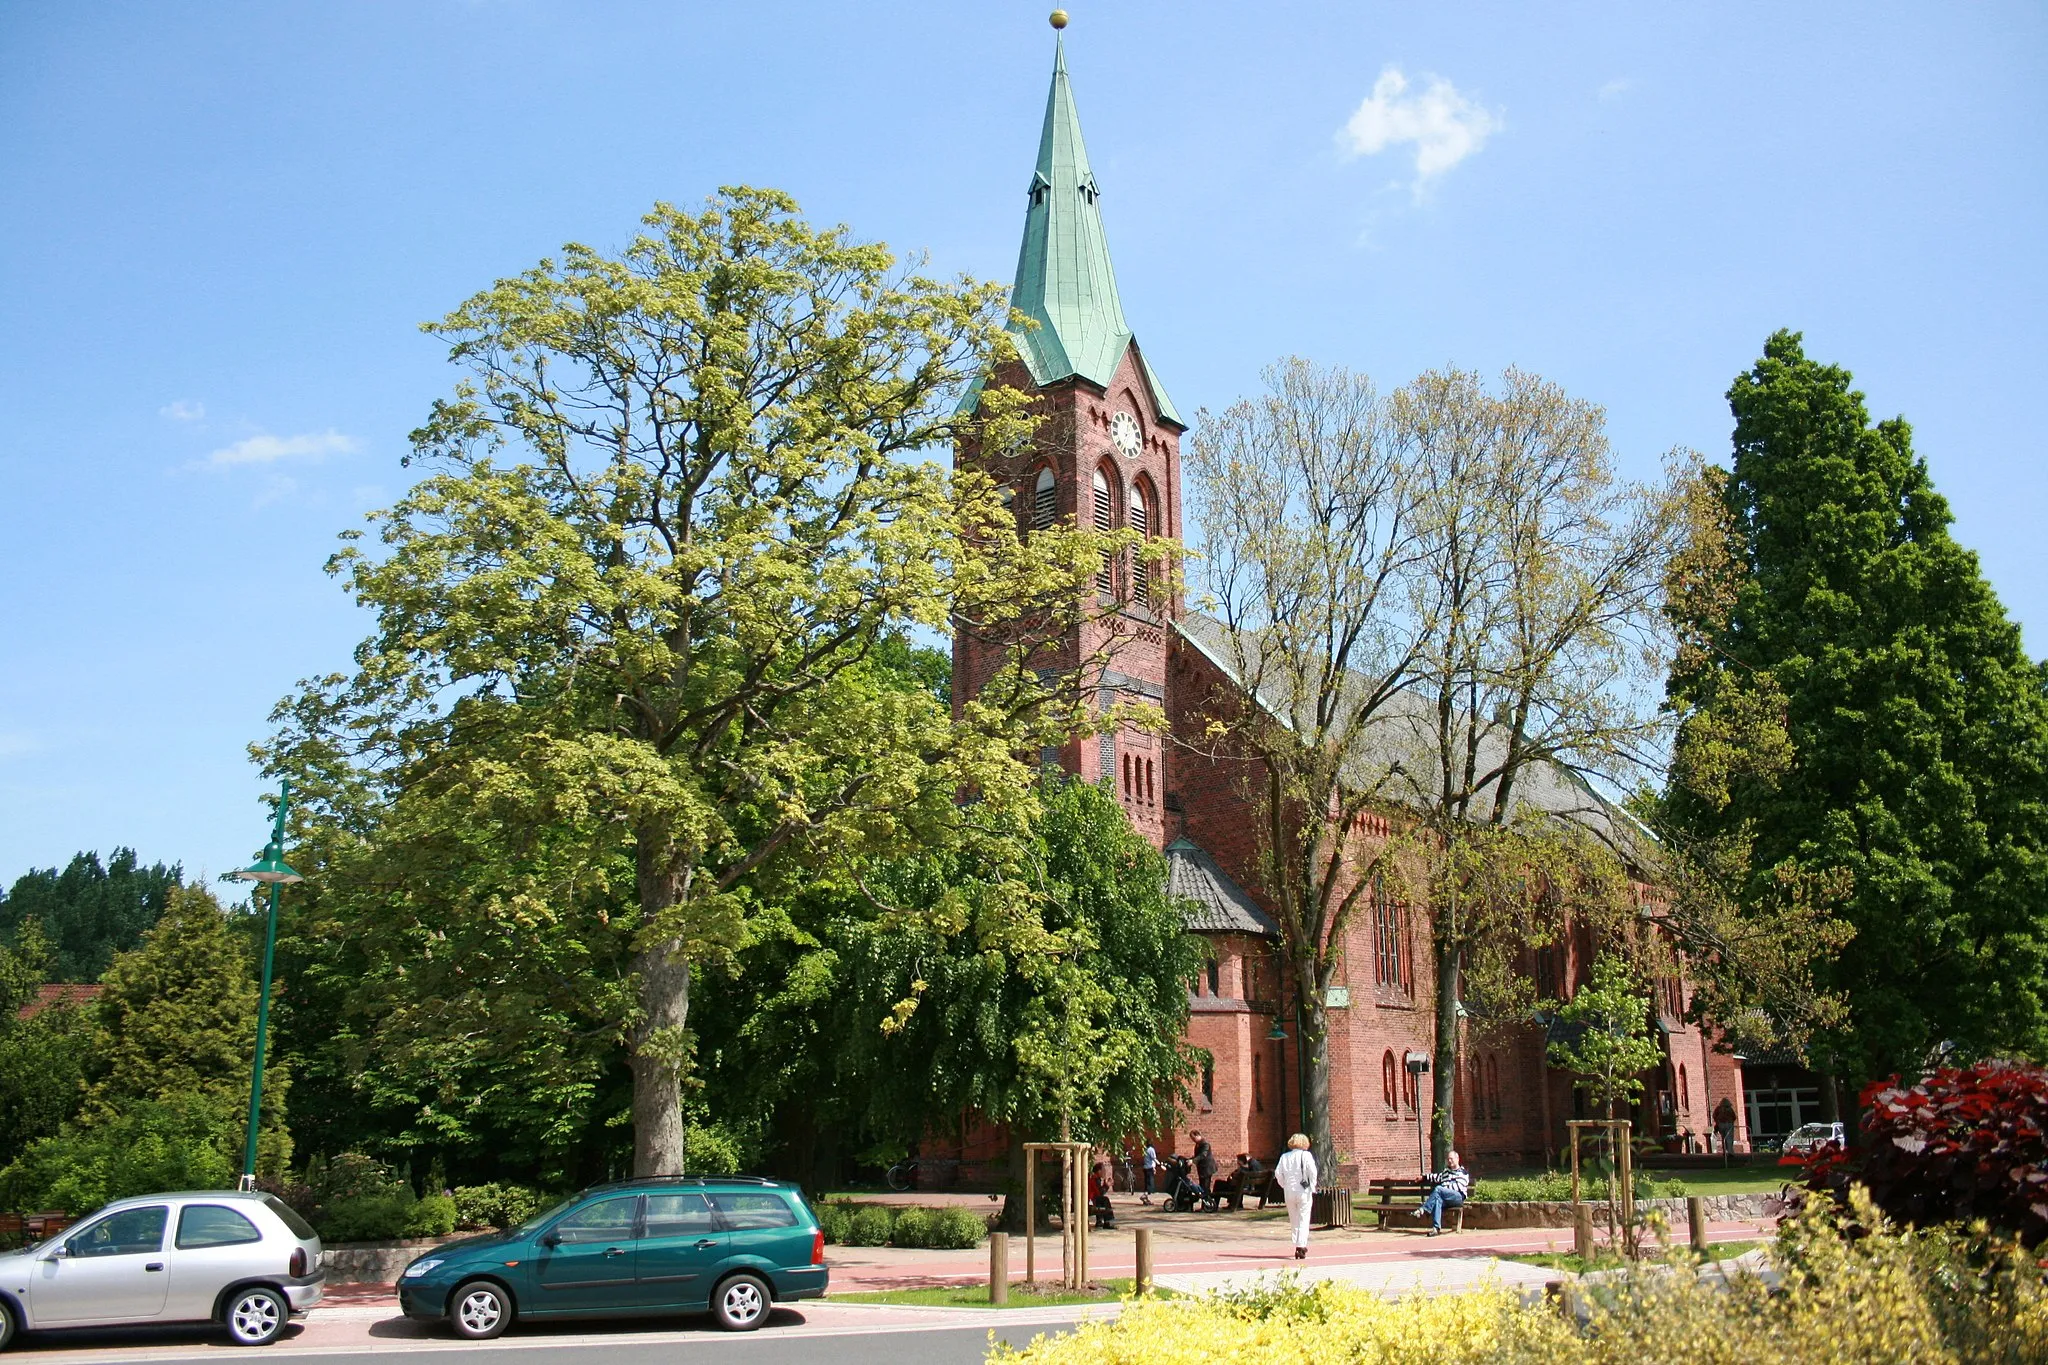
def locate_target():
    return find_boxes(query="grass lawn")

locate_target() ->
[829,1278,1168,1308]
[1504,1239,1763,1276]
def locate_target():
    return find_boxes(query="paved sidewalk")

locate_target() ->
[320,1208,1769,1306]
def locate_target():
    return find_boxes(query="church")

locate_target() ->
[934,25,1767,1188]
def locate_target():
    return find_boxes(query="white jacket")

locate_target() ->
[1275,1148,1318,1194]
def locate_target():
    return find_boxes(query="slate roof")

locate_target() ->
[963,38,1181,426]
[1172,612,1656,869]
[1166,837,1280,938]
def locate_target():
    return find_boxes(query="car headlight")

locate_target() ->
[401,1259,445,1279]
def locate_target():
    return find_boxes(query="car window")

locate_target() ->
[642,1193,718,1238]
[262,1195,318,1241]
[69,1206,168,1258]
[177,1204,263,1249]
[707,1192,797,1230]
[553,1196,640,1243]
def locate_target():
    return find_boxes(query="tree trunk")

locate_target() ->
[1431,937,1460,1170]
[1297,965,1335,1180]
[630,937,690,1176]
[996,1130,1031,1233]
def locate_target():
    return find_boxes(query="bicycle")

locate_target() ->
[886,1157,920,1192]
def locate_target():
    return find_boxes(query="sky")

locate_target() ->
[1,1,2043,888]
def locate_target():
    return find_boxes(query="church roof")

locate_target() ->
[1172,612,1657,869]
[1166,837,1280,938]
[990,38,1182,427]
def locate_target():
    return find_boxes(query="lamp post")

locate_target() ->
[228,779,303,1191]
[1266,1017,1289,1151]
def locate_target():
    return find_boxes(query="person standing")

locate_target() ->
[1140,1141,1157,1205]
[1420,1151,1470,1236]
[1713,1097,1738,1155]
[1192,1131,1218,1209]
[1274,1133,1318,1259]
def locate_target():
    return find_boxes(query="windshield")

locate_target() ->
[511,1195,580,1238]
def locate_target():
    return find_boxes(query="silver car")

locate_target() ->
[0,1191,323,1349]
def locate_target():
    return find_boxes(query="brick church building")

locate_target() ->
[937,32,1763,1187]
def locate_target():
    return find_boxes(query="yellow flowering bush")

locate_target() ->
[990,1190,2048,1365]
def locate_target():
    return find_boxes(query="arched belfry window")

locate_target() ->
[1130,481,1151,605]
[1031,467,1057,532]
[1092,467,1115,592]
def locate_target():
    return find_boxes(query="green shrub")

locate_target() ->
[927,1205,987,1250]
[683,1125,746,1176]
[1470,1170,1685,1203]
[0,1095,238,1214]
[452,1183,542,1230]
[845,1205,893,1247]
[404,1193,458,1237]
[320,1190,418,1243]
[890,1206,934,1247]
[817,1202,854,1244]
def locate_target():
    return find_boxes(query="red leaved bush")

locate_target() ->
[1800,1060,2048,1245]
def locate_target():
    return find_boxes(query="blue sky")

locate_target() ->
[1,1,2043,887]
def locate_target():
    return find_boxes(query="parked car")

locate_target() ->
[396,1176,826,1338]
[0,1190,323,1351]
[1781,1121,1846,1154]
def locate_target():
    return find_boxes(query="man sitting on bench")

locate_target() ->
[1420,1151,1470,1236]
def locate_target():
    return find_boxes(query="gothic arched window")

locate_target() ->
[1382,1050,1398,1114]
[1031,467,1057,531]
[1130,479,1152,605]
[1092,466,1115,592]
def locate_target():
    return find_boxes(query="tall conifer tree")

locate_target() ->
[1667,331,2048,1080]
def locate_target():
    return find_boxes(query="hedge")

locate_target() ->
[816,1202,986,1249]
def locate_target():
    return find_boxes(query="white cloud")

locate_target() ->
[1337,66,1502,193]
[197,429,357,470]
[1598,77,1636,101]
[159,399,206,421]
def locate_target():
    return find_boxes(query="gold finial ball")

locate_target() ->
[1049,9,1068,29]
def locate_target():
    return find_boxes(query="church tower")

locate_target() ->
[954,23,1184,849]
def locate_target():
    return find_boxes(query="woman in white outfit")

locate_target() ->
[1274,1132,1318,1260]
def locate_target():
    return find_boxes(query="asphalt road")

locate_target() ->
[7,1311,1089,1365]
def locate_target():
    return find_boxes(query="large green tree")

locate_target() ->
[264,188,1123,1175]
[687,775,1205,1209]
[1666,330,2048,1081]
[0,849,181,982]
[0,920,93,1169]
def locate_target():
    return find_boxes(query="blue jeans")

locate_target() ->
[1422,1186,1465,1230]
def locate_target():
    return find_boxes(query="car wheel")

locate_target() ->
[224,1287,288,1346]
[0,1297,18,1353]
[449,1281,513,1341]
[711,1272,771,1331]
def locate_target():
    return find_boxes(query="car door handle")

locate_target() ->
[695,1239,718,1249]
[145,1263,164,1272]
[603,1247,627,1257]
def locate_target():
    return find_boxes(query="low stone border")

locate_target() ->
[321,1235,467,1282]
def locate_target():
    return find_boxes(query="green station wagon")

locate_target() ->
[396,1177,826,1337]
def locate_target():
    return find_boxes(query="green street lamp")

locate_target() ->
[228,779,303,1191]
[1267,1017,1289,1153]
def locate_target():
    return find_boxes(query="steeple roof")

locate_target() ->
[1000,38,1181,426]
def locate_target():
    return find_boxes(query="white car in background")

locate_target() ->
[0,1190,323,1350]
[1780,1121,1847,1155]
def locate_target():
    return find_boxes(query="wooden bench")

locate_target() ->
[1363,1177,1465,1232]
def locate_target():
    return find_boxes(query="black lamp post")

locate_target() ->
[1267,1016,1289,1153]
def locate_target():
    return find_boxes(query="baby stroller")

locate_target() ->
[1163,1154,1218,1213]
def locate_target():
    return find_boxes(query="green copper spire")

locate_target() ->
[1002,36,1181,425]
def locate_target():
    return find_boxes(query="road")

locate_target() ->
[4,1305,1101,1365]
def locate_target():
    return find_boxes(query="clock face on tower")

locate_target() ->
[1110,410,1141,460]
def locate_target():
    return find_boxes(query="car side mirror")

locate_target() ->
[45,1244,69,1261]
[540,1232,561,1248]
